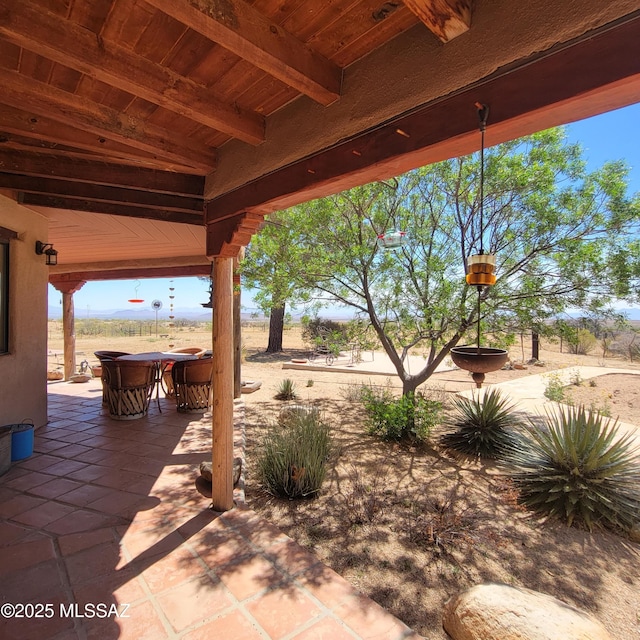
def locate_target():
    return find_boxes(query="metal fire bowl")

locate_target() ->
[450,346,509,374]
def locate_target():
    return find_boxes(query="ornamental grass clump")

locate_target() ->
[508,405,640,532]
[440,388,523,459]
[257,412,332,499]
[275,378,298,400]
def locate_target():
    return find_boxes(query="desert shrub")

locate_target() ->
[257,412,332,498]
[570,328,597,355]
[361,387,442,442]
[507,405,640,532]
[302,317,348,346]
[543,371,566,402]
[440,388,523,459]
[274,378,298,400]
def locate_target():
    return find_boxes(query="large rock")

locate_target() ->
[443,583,612,640]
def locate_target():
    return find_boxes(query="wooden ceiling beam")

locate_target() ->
[0,67,216,172]
[0,174,203,212]
[402,0,471,42]
[0,0,265,145]
[206,15,640,222]
[50,264,212,284]
[0,104,170,165]
[145,0,341,106]
[0,149,204,196]
[20,193,204,225]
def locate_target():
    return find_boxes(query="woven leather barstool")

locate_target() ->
[171,357,213,413]
[102,360,156,420]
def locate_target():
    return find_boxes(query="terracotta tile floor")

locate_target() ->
[1,379,422,640]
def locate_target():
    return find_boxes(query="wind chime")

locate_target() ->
[127,279,144,304]
[450,103,508,388]
[167,281,176,348]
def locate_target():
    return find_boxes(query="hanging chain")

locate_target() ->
[475,103,489,255]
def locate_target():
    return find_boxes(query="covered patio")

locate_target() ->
[1,380,420,639]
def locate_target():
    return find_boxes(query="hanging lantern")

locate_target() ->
[377,230,407,249]
[450,103,508,388]
[128,280,144,303]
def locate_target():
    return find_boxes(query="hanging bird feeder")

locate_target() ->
[377,229,407,250]
[128,280,144,303]
[450,103,508,387]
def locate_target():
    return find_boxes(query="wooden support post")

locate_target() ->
[233,249,243,399]
[50,278,85,381]
[62,292,76,380]
[211,257,235,512]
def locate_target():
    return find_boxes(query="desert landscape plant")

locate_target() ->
[508,405,640,532]
[257,411,332,498]
[275,378,299,400]
[440,388,523,459]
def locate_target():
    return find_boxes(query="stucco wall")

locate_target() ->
[205,0,640,199]
[0,195,48,428]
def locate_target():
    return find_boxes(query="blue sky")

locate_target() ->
[49,102,640,315]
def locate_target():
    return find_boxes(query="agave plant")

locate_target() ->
[440,388,522,459]
[508,405,640,532]
[257,412,332,498]
[275,378,298,400]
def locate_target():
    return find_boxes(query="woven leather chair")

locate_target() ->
[94,350,132,404]
[171,357,213,413]
[162,347,206,397]
[102,360,156,420]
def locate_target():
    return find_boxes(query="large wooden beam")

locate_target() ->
[0,67,216,172]
[19,193,204,225]
[402,0,471,42]
[211,256,235,512]
[0,104,170,165]
[206,15,640,221]
[49,264,211,285]
[0,150,205,195]
[145,0,341,106]
[0,174,203,213]
[0,0,265,145]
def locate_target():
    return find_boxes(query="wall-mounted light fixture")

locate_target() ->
[35,241,58,266]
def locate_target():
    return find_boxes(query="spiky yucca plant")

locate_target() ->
[440,388,522,459]
[275,378,298,400]
[258,412,331,498]
[509,405,640,532]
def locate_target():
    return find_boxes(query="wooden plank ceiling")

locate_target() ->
[0,0,638,275]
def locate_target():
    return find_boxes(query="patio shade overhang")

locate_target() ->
[0,0,638,274]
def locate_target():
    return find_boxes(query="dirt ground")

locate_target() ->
[49,323,640,639]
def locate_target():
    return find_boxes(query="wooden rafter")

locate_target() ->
[0,0,265,145]
[0,67,216,172]
[144,0,342,106]
[0,174,203,213]
[403,0,471,42]
[20,193,204,225]
[0,149,204,195]
[205,211,264,257]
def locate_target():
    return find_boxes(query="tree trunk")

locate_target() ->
[266,304,285,352]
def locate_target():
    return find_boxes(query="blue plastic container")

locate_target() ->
[10,421,34,461]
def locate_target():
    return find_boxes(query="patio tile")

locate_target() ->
[334,594,416,640]
[1,558,65,601]
[72,570,147,610]
[64,540,126,584]
[58,527,117,556]
[34,438,75,453]
[66,465,114,483]
[4,470,57,492]
[181,610,264,640]
[46,509,121,535]
[15,453,65,472]
[155,575,233,632]
[84,600,169,640]
[0,536,56,574]
[12,500,77,528]
[246,583,322,639]
[59,483,114,507]
[0,494,48,518]
[51,443,95,459]
[87,490,150,516]
[290,616,358,640]
[191,526,256,568]
[296,564,359,611]
[136,546,205,594]
[214,553,285,601]
[28,477,84,499]
[264,538,322,577]
[0,520,33,546]
[41,459,90,477]
[0,593,76,640]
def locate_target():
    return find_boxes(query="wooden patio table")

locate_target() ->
[116,351,198,410]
